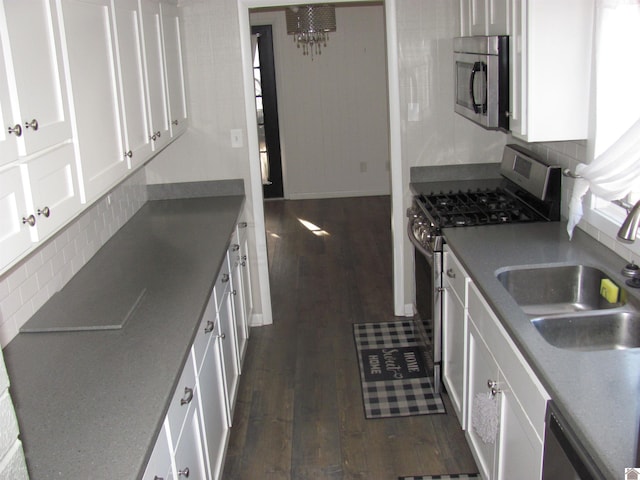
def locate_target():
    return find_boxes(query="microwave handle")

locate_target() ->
[469,61,487,114]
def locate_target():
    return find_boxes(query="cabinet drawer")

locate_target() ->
[444,248,469,304]
[166,350,197,448]
[468,283,549,440]
[141,420,172,480]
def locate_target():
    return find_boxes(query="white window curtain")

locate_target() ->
[566,0,640,238]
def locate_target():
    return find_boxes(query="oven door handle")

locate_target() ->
[407,221,435,262]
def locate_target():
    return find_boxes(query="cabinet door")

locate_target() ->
[486,0,509,35]
[2,0,72,155]
[443,286,467,429]
[508,0,525,136]
[140,0,170,151]
[469,0,487,35]
[237,220,253,325]
[198,332,230,480]
[229,245,248,364]
[496,387,544,480]
[466,321,499,480]
[160,2,187,138]
[217,288,239,426]
[59,0,128,202]
[113,0,153,168]
[0,167,33,267]
[141,420,172,480]
[20,142,81,240]
[171,400,207,480]
[0,15,19,166]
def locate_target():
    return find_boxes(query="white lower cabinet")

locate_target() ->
[143,245,250,480]
[0,167,32,267]
[442,247,469,429]
[229,234,249,364]
[171,400,207,480]
[142,421,172,480]
[465,282,549,480]
[198,331,230,480]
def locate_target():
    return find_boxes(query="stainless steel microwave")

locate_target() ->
[454,35,509,131]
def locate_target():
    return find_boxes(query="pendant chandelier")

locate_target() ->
[285,5,336,58]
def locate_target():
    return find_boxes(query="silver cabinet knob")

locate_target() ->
[24,119,38,131]
[232,244,240,252]
[232,289,237,296]
[204,320,214,334]
[37,206,50,218]
[238,221,248,228]
[487,379,501,396]
[22,215,36,227]
[178,467,190,477]
[446,268,456,278]
[218,333,226,339]
[155,130,161,138]
[124,150,133,158]
[222,273,229,283]
[180,387,194,406]
[153,476,164,480]
[172,119,178,126]
[149,134,157,141]
[7,124,22,137]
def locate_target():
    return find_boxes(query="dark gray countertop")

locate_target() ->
[3,191,245,479]
[443,222,640,479]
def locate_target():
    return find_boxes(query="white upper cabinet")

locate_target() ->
[140,0,170,151]
[0,167,32,267]
[509,0,593,142]
[460,0,509,36]
[0,19,19,166]
[2,0,72,155]
[58,0,128,202]
[113,0,153,169]
[160,2,187,138]
[20,142,82,241]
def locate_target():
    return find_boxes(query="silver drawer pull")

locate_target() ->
[222,273,229,283]
[446,268,456,278]
[232,244,240,252]
[218,333,226,340]
[37,206,50,218]
[238,221,247,228]
[7,124,22,136]
[172,119,179,126]
[24,118,38,131]
[124,150,133,158]
[22,214,36,227]
[180,387,194,406]
[204,320,214,334]
[178,467,190,477]
[153,476,164,480]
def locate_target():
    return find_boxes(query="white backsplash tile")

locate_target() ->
[0,169,147,348]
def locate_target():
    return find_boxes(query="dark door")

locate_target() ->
[252,25,284,199]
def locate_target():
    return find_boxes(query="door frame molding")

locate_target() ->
[236,0,406,325]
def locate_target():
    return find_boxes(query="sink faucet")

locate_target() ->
[617,200,640,242]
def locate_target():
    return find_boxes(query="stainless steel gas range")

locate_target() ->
[407,144,562,393]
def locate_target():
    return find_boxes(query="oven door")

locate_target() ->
[408,223,442,392]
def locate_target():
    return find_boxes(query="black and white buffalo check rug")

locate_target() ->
[353,320,445,419]
[399,475,480,480]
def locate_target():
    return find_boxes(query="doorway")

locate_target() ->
[251,25,284,199]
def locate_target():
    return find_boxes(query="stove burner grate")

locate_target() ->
[421,188,545,227]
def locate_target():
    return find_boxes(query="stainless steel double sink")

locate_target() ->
[496,264,640,351]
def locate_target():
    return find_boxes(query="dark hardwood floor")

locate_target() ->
[222,196,477,479]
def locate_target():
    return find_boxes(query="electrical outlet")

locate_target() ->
[231,129,243,148]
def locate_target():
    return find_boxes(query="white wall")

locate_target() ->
[251,4,390,199]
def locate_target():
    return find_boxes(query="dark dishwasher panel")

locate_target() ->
[542,403,606,480]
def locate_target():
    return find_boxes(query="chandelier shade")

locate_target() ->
[285,5,336,57]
